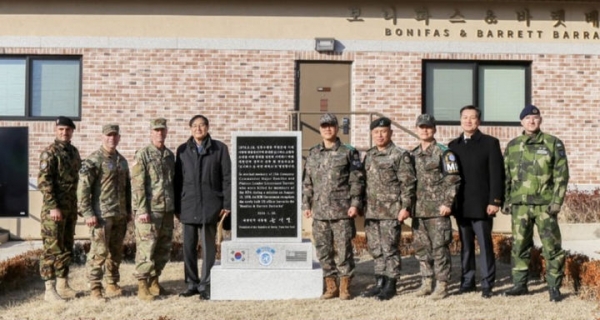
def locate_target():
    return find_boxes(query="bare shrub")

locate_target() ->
[561,188,600,223]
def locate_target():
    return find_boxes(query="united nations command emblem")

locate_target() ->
[256,247,276,266]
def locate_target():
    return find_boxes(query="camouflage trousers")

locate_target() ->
[412,217,452,281]
[134,212,174,279]
[86,215,127,286]
[511,205,565,288]
[39,209,77,280]
[365,219,402,278]
[313,219,355,278]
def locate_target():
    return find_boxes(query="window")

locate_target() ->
[0,56,81,119]
[423,60,531,124]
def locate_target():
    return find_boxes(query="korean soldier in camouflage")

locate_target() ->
[412,114,460,300]
[132,118,176,301]
[38,116,81,302]
[361,117,416,301]
[78,124,132,300]
[502,105,569,302]
[302,113,365,300]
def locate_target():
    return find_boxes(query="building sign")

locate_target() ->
[346,5,600,41]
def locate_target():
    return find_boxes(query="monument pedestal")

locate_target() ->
[212,239,322,300]
[212,261,322,300]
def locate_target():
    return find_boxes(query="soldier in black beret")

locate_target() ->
[55,116,76,129]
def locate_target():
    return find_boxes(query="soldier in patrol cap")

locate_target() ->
[302,113,365,300]
[132,118,176,301]
[78,124,132,300]
[503,105,569,302]
[38,116,81,302]
[411,114,460,300]
[361,117,416,300]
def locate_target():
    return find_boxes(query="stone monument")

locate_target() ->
[211,131,322,300]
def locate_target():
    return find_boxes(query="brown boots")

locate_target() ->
[56,277,79,299]
[105,283,123,298]
[321,276,352,300]
[321,276,339,299]
[90,283,104,300]
[44,280,65,302]
[138,279,155,301]
[148,276,168,296]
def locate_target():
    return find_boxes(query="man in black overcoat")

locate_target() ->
[448,105,504,298]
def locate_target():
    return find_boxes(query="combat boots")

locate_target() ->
[376,277,397,301]
[361,275,386,298]
[90,283,104,300]
[339,277,352,300]
[105,283,123,298]
[56,277,78,299]
[430,281,448,300]
[138,279,155,301]
[44,280,65,302]
[148,276,168,296]
[321,276,339,299]
[415,277,433,297]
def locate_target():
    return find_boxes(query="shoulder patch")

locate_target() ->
[436,143,449,152]
[40,151,50,160]
[403,153,412,164]
[40,161,48,171]
[349,149,363,170]
[344,143,356,151]
[442,150,459,175]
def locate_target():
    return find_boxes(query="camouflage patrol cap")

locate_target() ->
[102,124,120,135]
[55,116,76,129]
[370,117,392,130]
[519,104,541,120]
[416,114,436,127]
[320,113,338,126]
[150,118,167,129]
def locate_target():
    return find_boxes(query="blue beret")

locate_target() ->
[520,105,541,120]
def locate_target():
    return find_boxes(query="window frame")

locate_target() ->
[421,59,532,126]
[0,55,83,121]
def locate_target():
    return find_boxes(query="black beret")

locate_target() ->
[370,117,392,130]
[55,116,76,129]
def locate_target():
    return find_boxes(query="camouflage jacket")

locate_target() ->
[77,147,132,219]
[37,140,81,213]
[412,141,461,218]
[302,138,365,220]
[364,142,416,220]
[504,131,569,206]
[131,144,176,216]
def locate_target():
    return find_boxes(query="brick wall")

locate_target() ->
[1,48,598,187]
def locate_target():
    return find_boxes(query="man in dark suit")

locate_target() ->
[449,105,504,299]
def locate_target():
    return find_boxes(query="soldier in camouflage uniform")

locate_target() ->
[38,116,81,302]
[302,113,365,300]
[132,118,176,301]
[361,117,416,301]
[502,105,569,302]
[78,124,132,300]
[411,114,460,300]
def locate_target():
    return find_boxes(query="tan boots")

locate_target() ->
[56,277,79,299]
[148,276,168,296]
[430,281,448,300]
[105,283,123,298]
[321,276,352,300]
[138,279,155,301]
[415,277,433,297]
[44,280,65,302]
[321,276,339,299]
[90,283,104,300]
[339,277,352,300]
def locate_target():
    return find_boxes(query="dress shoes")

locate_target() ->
[457,286,476,295]
[481,287,492,299]
[549,287,562,302]
[199,288,211,300]
[503,285,528,297]
[179,288,200,297]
